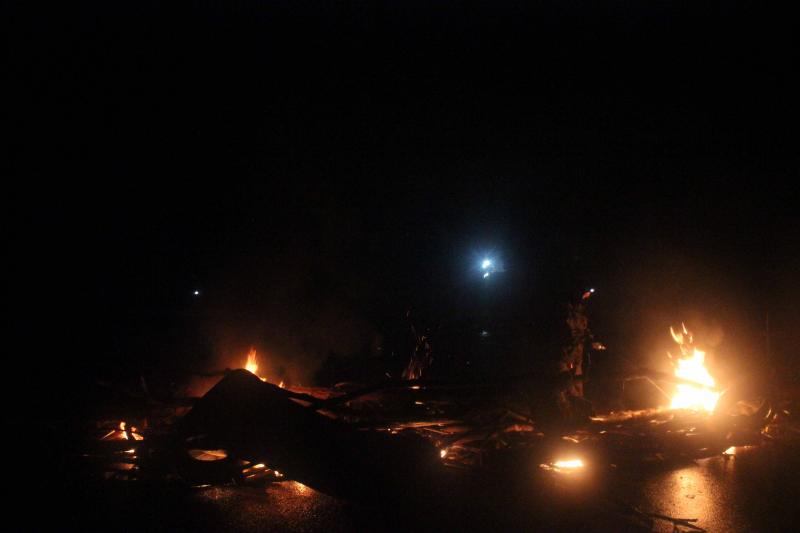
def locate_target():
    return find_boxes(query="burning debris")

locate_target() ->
[540,458,585,473]
[73,322,800,532]
[179,370,446,500]
[100,421,144,442]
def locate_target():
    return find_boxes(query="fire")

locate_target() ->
[245,348,259,375]
[540,458,586,473]
[101,421,143,441]
[553,459,584,469]
[243,348,284,385]
[669,325,720,413]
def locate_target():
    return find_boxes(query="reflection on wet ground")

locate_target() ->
[608,443,800,531]
[30,418,799,532]
[176,441,799,532]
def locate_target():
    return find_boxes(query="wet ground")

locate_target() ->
[35,438,799,532]
[611,443,800,531]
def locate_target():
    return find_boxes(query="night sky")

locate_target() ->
[8,2,798,409]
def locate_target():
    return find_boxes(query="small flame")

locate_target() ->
[669,326,720,413]
[440,448,448,459]
[105,421,143,442]
[541,458,586,473]
[243,348,282,385]
[553,459,584,469]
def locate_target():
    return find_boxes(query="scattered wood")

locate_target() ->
[179,369,447,501]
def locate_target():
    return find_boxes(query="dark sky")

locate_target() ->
[8,2,799,401]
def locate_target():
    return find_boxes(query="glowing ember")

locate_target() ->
[188,449,229,461]
[541,458,586,473]
[723,445,754,456]
[292,481,309,495]
[553,459,584,469]
[668,325,720,413]
[440,448,448,458]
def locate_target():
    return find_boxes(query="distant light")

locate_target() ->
[483,272,490,279]
[480,330,490,337]
[481,259,492,270]
[193,290,200,296]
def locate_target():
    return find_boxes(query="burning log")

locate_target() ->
[179,369,448,501]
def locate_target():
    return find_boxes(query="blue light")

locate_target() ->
[481,259,492,270]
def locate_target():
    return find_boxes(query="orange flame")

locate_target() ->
[245,348,259,375]
[243,348,279,384]
[669,325,720,413]
[540,458,586,473]
[553,459,584,469]
[102,421,143,441]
